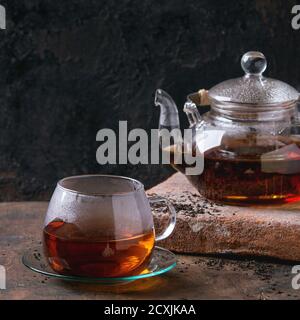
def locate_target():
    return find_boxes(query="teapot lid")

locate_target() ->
[209,51,299,106]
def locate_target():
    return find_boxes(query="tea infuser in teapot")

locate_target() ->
[155,51,300,205]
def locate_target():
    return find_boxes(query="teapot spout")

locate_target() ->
[155,89,180,130]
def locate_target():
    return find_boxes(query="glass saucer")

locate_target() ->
[22,246,176,284]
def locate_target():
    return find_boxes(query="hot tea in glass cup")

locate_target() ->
[43,175,176,278]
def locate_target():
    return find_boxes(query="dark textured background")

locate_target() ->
[0,0,299,200]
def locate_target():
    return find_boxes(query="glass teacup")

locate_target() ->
[43,175,176,278]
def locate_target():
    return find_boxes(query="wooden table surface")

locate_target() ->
[0,202,299,300]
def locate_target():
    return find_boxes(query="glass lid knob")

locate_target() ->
[241,51,267,76]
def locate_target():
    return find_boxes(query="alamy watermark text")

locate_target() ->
[96,121,204,175]
[0,4,5,30]
[0,265,6,290]
[292,5,300,30]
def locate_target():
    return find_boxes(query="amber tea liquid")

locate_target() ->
[43,220,155,277]
[165,136,300,205]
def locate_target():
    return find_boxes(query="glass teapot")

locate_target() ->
[155,51,300,205]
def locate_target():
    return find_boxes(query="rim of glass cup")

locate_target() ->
[57,174,144,197]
